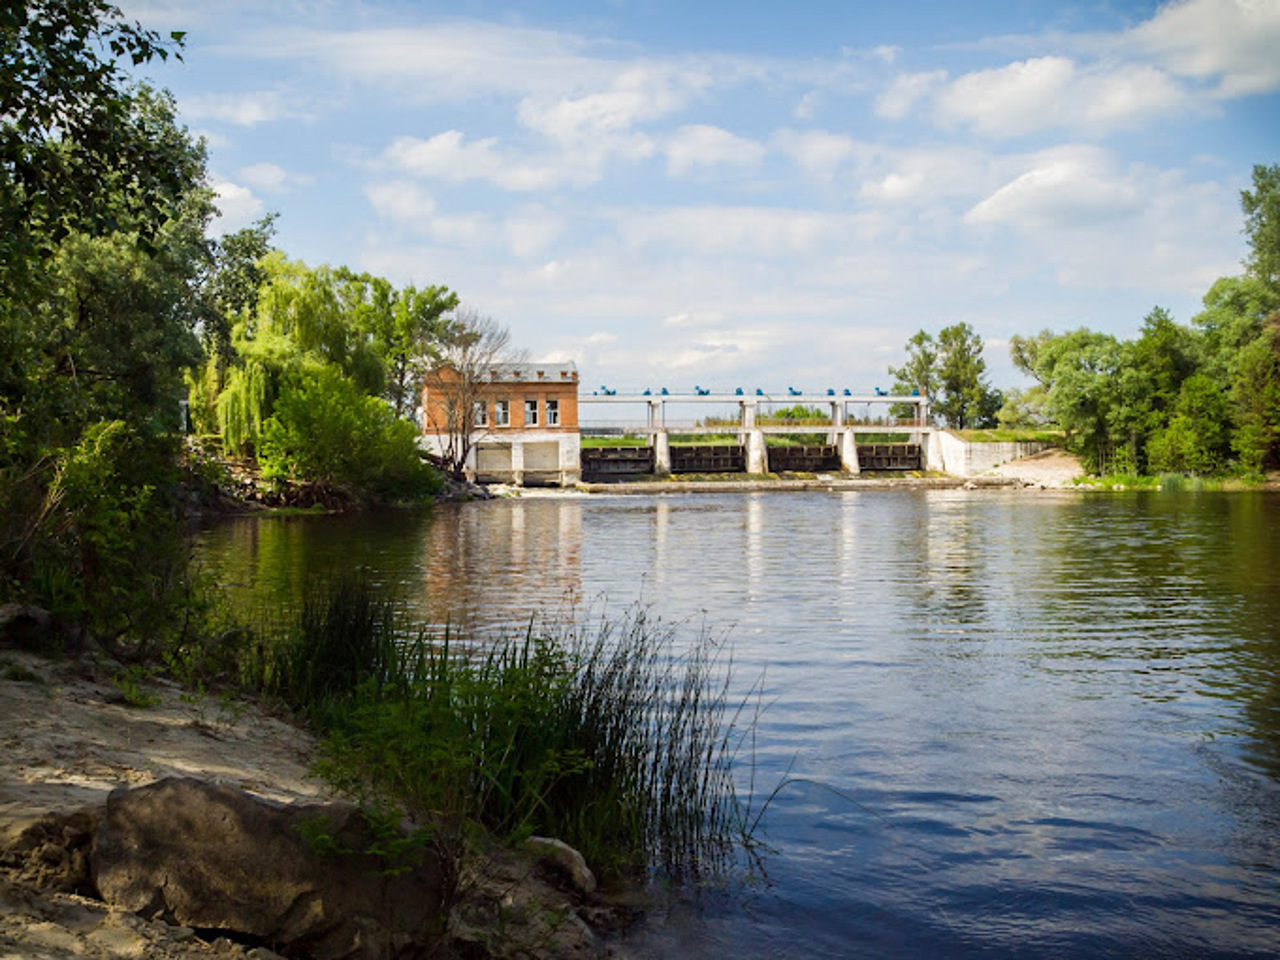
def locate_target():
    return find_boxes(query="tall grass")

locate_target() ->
[260,578,751,881]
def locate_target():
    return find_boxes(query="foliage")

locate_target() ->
[1,1,188,294]
[192,253,456,501]
[996,386,1050,429]
[0,70,214,650]
[262,579,753,881]
[935,322,1001,429]
[259,368,442,502]
[889,325,1000,428]
[888,330,937,419]
[1241,163,1280,291]
[1146,373,1231,475]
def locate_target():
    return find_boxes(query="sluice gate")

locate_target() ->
[670,445,745,474]
[768,445,841,473]
[859,444,922,471]
[580,446,654,481]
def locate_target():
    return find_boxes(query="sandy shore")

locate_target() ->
[1,652,324,959]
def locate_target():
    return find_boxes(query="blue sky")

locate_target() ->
[126,0,1280,392]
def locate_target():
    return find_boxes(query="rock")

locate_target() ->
[91,777,446,960]
[0,603,55,653]
[1,809,100,894]
[524,836,597,896]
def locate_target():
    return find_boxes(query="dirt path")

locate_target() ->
[986,447,1084,488]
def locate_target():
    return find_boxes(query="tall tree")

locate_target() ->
[888,330,937,421]
[935,322,1000,429]
[1029,328,1129,473]
[1241,163,1280,291]
[1,1,187,295]
[422,308,522,478]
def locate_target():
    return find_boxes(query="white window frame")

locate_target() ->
[473,399,488,427]
[495,399,510,427]
[546,398,560,426]
[524,398,539,426]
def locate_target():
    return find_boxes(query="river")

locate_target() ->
[195,489,1280,958]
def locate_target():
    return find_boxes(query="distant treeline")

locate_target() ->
[888,164,1280,477]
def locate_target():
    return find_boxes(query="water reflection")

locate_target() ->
[194,491,1280,958]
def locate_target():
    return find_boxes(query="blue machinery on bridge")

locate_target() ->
[578,389,933,476]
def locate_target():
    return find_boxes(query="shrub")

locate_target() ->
[259,368,441,502]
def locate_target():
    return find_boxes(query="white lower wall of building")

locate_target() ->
[422,431,581,486]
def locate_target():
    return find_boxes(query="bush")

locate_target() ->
[2,420,197,656]
[259,368,441,502]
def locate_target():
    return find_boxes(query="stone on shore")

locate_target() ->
[90,778,445,960]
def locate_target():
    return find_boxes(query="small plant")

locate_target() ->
[112,664,162,708]
[1,657,46,684]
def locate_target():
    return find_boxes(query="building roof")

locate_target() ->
[481,362,578,383]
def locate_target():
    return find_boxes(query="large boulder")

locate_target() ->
[90,777,445,960]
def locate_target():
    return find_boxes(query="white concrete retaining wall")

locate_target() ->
[927,432,1050,477]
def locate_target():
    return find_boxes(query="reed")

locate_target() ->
[261,578,752,881]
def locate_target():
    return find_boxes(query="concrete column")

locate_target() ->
[654,429,671,475]
[747,429,768,474]
[463,442,478,483]
[828,401,842,444]
[840,428,860,474]
[559,434,581,486]
[510,440,525,486]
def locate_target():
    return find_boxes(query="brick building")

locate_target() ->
[420,362,581,486]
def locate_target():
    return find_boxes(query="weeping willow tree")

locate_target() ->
[215,358,273,455]
[190,252,454,497]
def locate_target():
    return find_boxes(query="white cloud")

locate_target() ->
[181,91,299,126]
[364,180,437,223]
[517,63,703,140]
[504,207,566,258]
[875,70,947,120]
[934,56,1076,136]
[965,149,1142,228]
[776,129,867,182]
[383,132,574,191]
[933,55,1190,137]
[662,311,727,328]
[238,162,309,193]
[663,125,766,176]
[210,181,264,234]
[1133,0,1280,97]
[617,206,888,257]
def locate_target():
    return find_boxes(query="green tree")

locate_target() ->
[887,330,937,420]
[935,322,1000,429]
[1147,373,1231,475]
[1242,163,1280,291]
[1028,328,1129,473]
[888,330,937,396]
[1,2,187,295]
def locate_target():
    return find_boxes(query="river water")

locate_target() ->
[195,490,1280,958]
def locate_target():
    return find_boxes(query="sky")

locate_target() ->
[123,0,1280,393]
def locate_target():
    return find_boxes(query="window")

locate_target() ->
[495,399,510,427]
[524,399,539,426]
[473,400,488,427]
[546,399,560,426]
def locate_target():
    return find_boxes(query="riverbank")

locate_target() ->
[0,650,636,959]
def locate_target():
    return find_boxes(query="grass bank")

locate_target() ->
[256,577,755,881]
